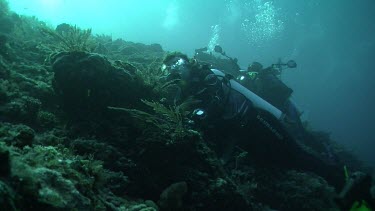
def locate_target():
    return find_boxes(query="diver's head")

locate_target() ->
[162,52,194,104]
[247,62,263,72]
[162,52,192,82]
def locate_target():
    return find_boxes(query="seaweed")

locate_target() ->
[39,25,94,53]
[108,98,199,144]
[135,57,165,88]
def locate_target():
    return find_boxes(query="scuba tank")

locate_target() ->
[211,69,284,120]
[211,69,287,141]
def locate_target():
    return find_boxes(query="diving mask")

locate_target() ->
[162,57,191,81]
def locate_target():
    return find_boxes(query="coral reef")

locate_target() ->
[0,7,372,211]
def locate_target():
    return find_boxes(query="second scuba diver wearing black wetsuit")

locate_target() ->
[189,68,345,190]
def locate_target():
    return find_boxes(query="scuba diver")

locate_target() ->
[194,45,241,76]
[161,52,346,189]
[237,59,375,210]
[334,170,375,211]
[236,59,305,141]
[236,59,297,111]
[162,52,375,210]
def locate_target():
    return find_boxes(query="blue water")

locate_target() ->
[8,0,375,168]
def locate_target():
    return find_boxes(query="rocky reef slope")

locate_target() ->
[0,2,371,210]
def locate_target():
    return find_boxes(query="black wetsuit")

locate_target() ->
[189,69,345,190]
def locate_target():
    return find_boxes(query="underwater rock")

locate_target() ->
[120,45,140,55]
[0,16,14,34]
[34,167,91,209]
[33,129,67,146]
[4,143,132,210]
[0,180,16,210]
[0,123,35,148]
[0,33,10,58]
[0,143,10,177]
[69,138,133,173]
[12,124,35,148]
[6,64,54,104]
[113,60,138,74]
[202,177,251,210]
[52,51,153,121]
[148,44,163,53]
[128,202,158,211]
[125,130,250,210]
[0,0,10,17]
[36,111,58,129]
[1,96,41,123]
[11,164,91,210]
[252,170,337,210]
[103,38,165,67]
[55,23,73,35]
[94,43,109,55]
[0,86,7,103]
[0,55,10,78]
[158,181,187,210]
